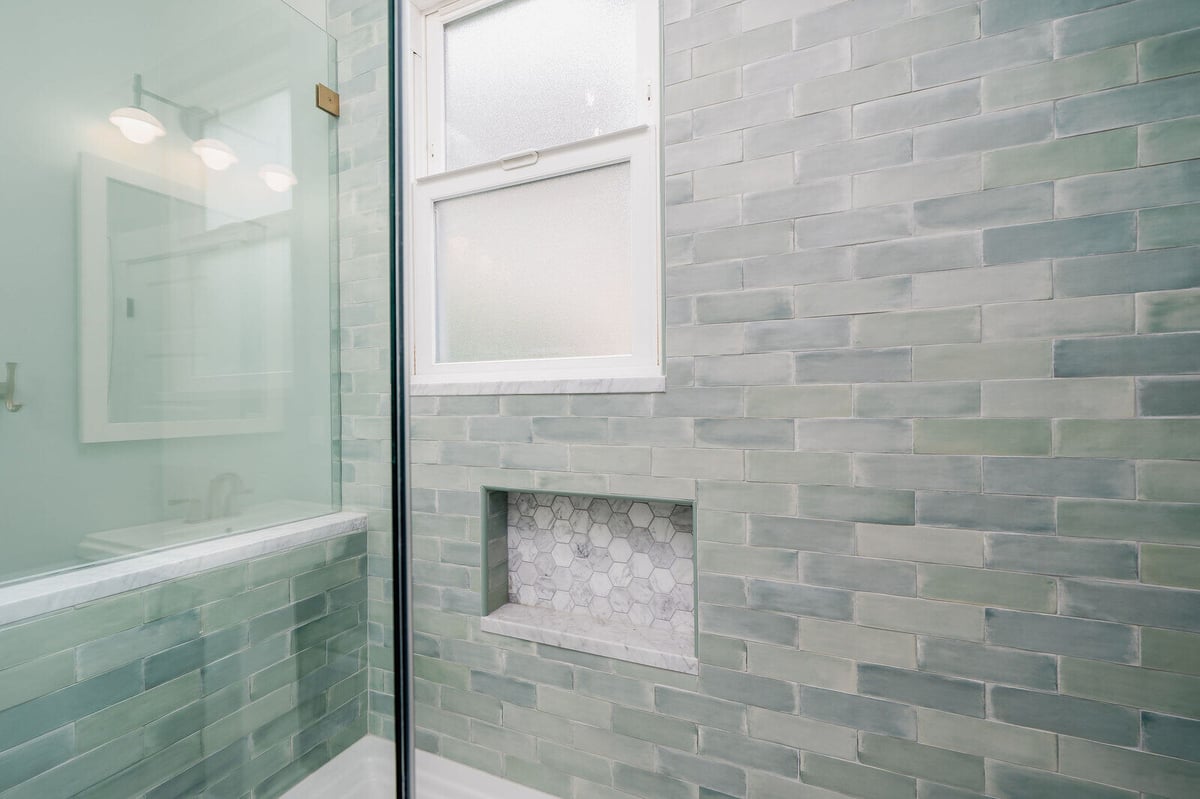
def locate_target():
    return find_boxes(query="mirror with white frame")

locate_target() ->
[79,154,292,442]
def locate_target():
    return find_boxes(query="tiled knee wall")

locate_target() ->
[0,532,368,799]
[410,1,1200,798]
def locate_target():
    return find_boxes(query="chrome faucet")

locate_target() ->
[168,497,207,524]
[207,472,250,519]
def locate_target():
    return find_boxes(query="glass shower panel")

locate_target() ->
[0,0,339,584]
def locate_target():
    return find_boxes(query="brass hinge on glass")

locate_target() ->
[316,84,340,117]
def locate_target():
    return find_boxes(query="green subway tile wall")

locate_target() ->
[0,532,368,798]
[330,0,395,741]
[408,1,1200,797]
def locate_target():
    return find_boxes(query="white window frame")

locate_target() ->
[403,0,664,395]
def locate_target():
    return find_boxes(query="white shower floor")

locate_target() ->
[415,750,556,799]
[281,736,396,799]
[280,735,556,798]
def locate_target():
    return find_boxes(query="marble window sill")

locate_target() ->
[480,602,699,675]
[410,375,666,396]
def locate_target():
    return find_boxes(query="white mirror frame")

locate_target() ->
[79,154,285,442]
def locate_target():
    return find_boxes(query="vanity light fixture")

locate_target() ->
[258,163,298,192]
[191,138,238,171]
[112,74,293,186]
[109,74,167,144]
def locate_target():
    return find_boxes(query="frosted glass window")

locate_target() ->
[434,163,633,363]
[443,0,638,169]
[410,0,660,392]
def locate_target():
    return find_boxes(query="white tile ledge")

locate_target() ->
[480,603,699,675]
[0,512,367,627]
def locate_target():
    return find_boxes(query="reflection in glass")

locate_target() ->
[0,0,338,585]
[104,178,291,426]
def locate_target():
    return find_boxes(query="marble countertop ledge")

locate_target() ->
[480,602,699,675]
[0,512,368,627]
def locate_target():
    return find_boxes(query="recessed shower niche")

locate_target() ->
[478,489,698,674]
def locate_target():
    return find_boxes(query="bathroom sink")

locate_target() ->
[76,500,335,561]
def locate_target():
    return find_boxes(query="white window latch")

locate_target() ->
[499,150,539,170]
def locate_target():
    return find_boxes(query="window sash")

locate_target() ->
[420,0,660,177]
[411,125,661,389]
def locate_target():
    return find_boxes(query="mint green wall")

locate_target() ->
[409,2,1200,798]
[0,531,368,798]
[0,0,338,580]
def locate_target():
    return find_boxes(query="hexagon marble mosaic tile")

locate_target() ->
[506,493,695,634]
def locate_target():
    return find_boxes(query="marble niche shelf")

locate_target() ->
[478,490,698,675]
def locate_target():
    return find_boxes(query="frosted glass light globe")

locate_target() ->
[191,138,238,171]
[109,106,166,144]
[258,164,298,192]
